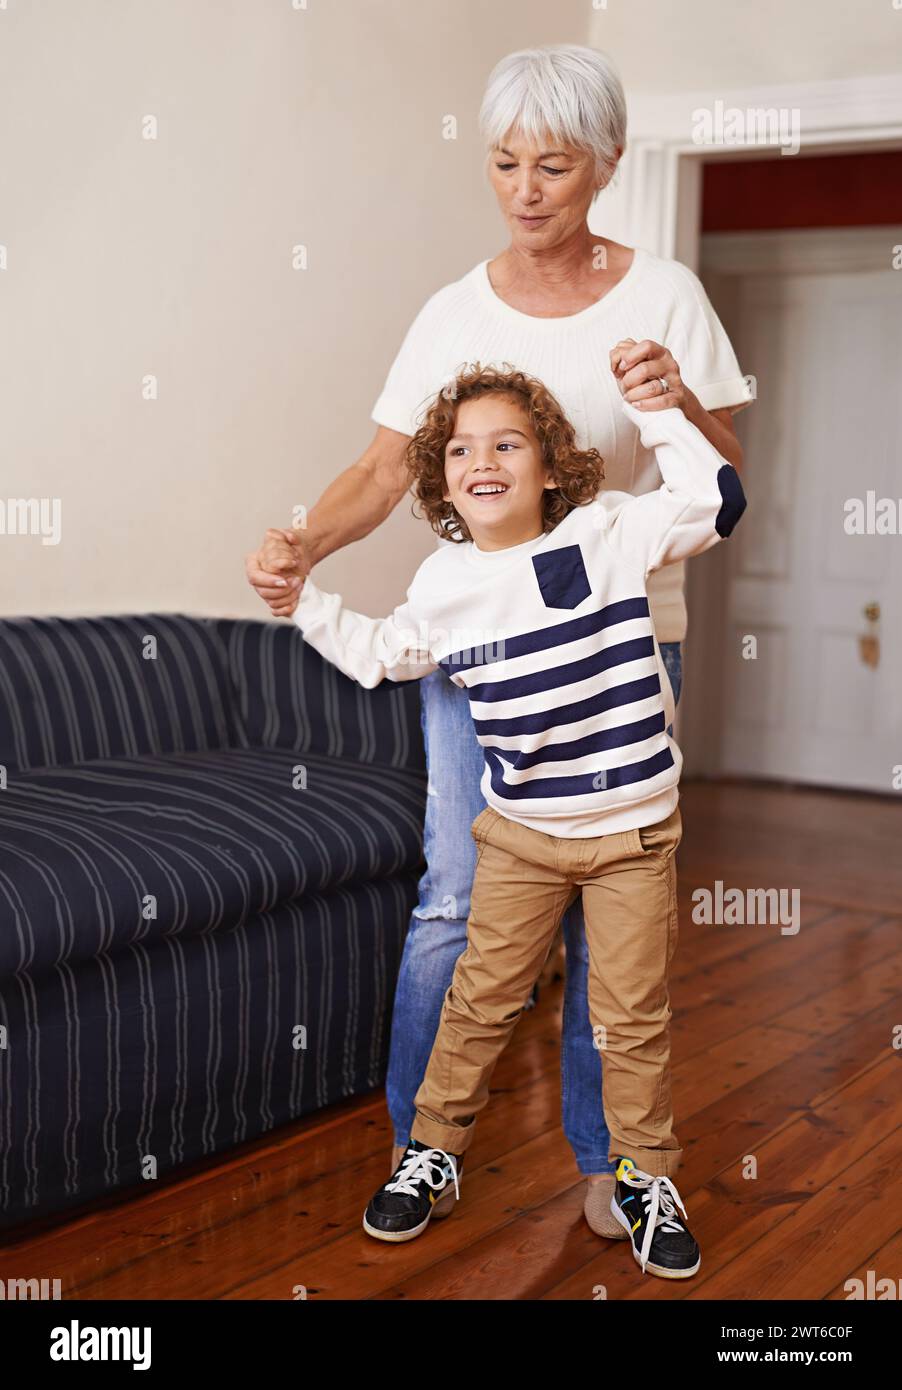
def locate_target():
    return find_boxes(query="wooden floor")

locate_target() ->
[2,779,901,1300]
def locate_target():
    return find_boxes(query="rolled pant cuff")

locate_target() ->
[609,1145,682,1178]
[577,1155,618,1177]
[410,1113,472,1158]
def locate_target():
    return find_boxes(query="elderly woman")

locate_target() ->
[245,44,751,1237]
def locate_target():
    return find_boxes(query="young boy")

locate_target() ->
[276,355,746,1279]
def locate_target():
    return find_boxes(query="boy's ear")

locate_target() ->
[542,468,558,490]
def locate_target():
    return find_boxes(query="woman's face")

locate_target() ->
[487,128,602,249]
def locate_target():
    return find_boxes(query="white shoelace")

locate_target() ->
[386,1146,461,1203]
[619,1166,689,1271]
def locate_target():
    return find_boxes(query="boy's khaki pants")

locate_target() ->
[410,802,683,1178]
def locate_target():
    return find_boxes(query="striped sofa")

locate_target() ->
[0,614,427,1230]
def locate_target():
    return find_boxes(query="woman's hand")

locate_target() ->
[610,335,744,469]
[244,528,311,618]
[610,337,695,414]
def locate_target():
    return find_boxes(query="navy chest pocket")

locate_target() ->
[532,544,592,610]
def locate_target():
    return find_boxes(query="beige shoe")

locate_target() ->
[389,1142,460,1219]
[584,1174,630,1239]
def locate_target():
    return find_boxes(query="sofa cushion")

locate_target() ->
[0,747,426,977]
[214,619,425,773]
[0,615,242,773]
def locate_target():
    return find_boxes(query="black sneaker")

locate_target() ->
[610,1156,700,1278]
[362,1139,462,1242]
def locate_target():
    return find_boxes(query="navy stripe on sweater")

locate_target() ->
[483,711,666,771]
[470,672,662,737]
[484,745,675,800]
[465,635,654,704]
[438,596,650,676]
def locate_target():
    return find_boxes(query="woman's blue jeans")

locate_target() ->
[386,642,683,1175]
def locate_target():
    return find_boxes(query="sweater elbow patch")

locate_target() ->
[715,465,747,537]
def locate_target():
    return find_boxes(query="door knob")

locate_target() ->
[859,602,880,668]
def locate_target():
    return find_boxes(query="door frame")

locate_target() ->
[603,73,902,269]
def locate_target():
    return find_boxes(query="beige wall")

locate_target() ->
[2,0,898,619]
[589,0,900,91]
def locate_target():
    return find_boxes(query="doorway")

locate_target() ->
[682,222,902,793]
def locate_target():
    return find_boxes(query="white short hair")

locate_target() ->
[478,44,627,186]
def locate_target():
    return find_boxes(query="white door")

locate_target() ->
[684,229,902,795]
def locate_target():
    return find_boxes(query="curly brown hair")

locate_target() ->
[406,362,605,543]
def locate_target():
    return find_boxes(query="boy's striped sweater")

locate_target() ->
[292,401,746,837]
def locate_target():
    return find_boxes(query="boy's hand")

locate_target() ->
[610,337,692,414]
[244,527,311,618]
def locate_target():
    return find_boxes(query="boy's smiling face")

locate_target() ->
[443,394,557,551]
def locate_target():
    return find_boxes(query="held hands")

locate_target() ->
[610,337,695,415]
[244,527,311,618]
